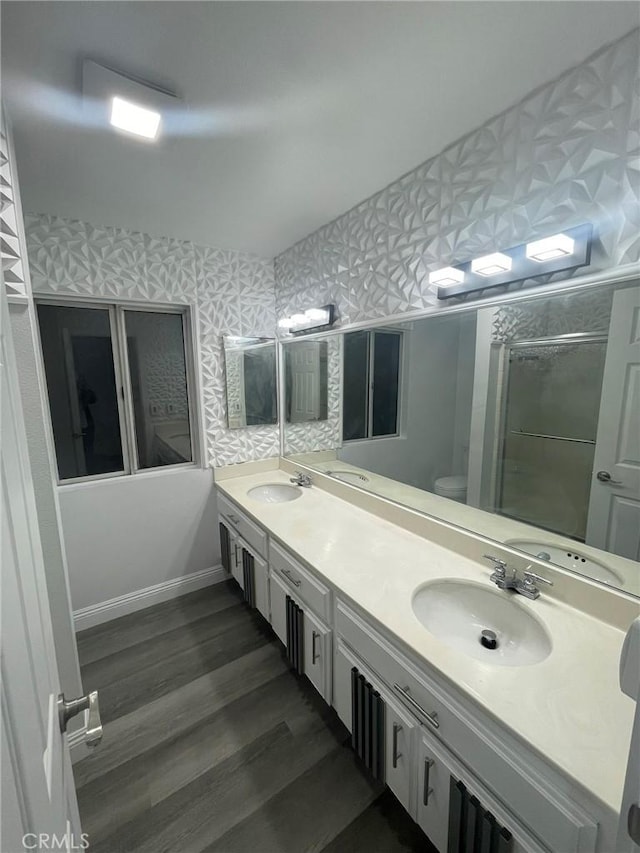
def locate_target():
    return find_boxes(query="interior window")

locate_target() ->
[37,302,195,482]
[124,310,193,469]
[37,304,124,480]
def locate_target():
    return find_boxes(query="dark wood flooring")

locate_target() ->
[75,580,433,853]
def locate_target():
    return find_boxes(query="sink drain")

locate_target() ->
[480,629,498,650]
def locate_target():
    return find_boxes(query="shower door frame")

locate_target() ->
[494,332,608,539]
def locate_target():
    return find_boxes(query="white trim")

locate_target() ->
[73,564,226,631]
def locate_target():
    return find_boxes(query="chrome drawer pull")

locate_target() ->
[392,722,402,768]
[312,631,320,664]
[393,683,439,729]
[281,568,302,587]
[228,514,240,524]
[423,758,434,805]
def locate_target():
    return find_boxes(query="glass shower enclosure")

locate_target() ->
[496,334,607,541]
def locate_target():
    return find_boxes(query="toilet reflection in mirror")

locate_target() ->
[283,280,640,596]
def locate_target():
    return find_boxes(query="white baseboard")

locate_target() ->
[73,564,226,631]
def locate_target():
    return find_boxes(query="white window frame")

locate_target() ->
[343,328,404,443]
[35,297,201,485]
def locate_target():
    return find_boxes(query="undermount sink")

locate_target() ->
[412,580,552,667]
[506,539,623,588]
[247,483,302,503]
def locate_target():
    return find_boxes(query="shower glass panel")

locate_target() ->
[497,337,607,541]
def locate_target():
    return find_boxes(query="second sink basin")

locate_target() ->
[247,483,302,503]
[412,580,551,667]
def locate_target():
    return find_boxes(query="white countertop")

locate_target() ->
[290,453,639,595]
[217,469,636,815]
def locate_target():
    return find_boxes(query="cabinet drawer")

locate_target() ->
[269,541,330,622]
[217,493,267,559]
[336,600,597,853]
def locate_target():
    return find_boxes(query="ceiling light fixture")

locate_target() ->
[526,233,575,262]
[110,96,161,140]
[471,252,512,277]
[428,267,465,287]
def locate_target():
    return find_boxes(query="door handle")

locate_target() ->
[392,722,402,768]
[58,690,103,748]
[596,470,622,485]
[423,758,434,805]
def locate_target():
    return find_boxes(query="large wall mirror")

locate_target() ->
[223,336,278,428]
[282,279,640,597]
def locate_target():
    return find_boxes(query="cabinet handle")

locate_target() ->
[281,568,302,587]
[312,631,320,664]
[423,758,434,805]
[392,683,439,729]
[228,514,240,524]
[392,723,402,768]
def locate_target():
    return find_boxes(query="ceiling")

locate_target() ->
[2,2,638,258]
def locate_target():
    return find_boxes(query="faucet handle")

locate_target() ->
[483,554,508,575]
[523,568,553,588]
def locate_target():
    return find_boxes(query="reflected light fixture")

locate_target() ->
[278,304,335,335]
[428,267,465,287]
[110,96,161,140]
[526,233,575,262]
[471,252,512,277]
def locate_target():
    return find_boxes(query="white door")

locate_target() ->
[586,285,640,562]
[289,342,321,422]
[1,286,84,851]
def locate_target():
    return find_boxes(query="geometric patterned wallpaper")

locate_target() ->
[1,112,27,297]
[275,28,640,328]
[25,212,278,467]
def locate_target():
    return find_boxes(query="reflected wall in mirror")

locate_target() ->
[284,280,640,597]
[223,336,277,429]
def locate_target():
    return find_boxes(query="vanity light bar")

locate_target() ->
[428,267,465,287]
[434,223,592,300]
[471,252,512,277]
[278,304,336,335]
[526,233,575,262]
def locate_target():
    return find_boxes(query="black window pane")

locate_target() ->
[372,332,400,437]
[124,311,193,468]
[37,305,124,480]
[343,331,369,440]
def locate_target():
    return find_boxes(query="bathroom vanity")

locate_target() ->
[215,464,638,853]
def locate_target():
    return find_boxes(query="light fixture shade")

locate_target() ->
[305,308,329,321]
[110,97,161,140]
[471,252,512,277]
[526,233,575,262]
[428,267,465,287]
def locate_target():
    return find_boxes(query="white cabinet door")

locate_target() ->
[385,697,417,817]
[239,541,269,620]
[270,570,289,645]
[333,638,355,729]
[416,730,452,853]
[218,515,242,587]
[252,550,269,621]
[303,608,331,703]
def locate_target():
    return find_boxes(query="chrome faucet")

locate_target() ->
[483,555,553,600]
[290,471,312,487]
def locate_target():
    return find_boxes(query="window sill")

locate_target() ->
[57,462,206,490]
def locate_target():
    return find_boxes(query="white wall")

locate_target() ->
[59,467,219,612]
